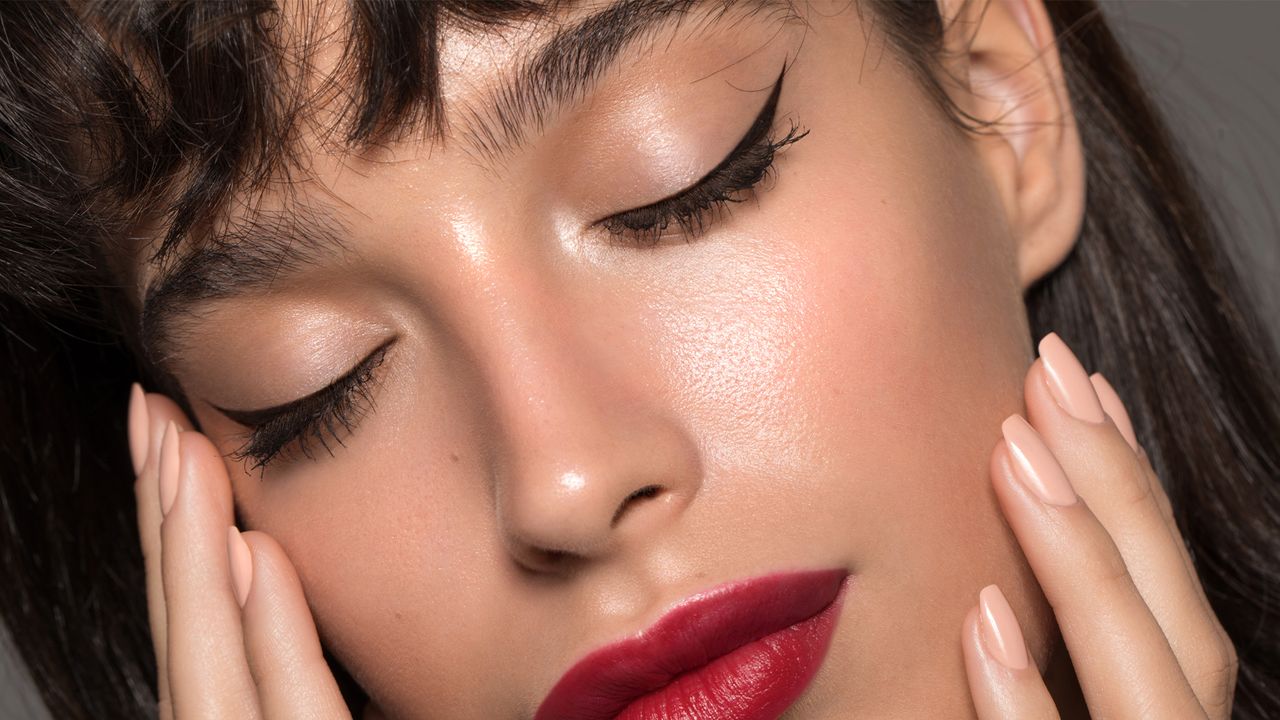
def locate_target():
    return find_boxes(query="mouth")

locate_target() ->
[533,568,851,720]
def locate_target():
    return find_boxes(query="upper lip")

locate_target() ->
[533,567,850,720]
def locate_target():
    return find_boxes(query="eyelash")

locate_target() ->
[220,341,392,473]
[224,72,805,472]
[599,122,807,247]
[597,86,808,245]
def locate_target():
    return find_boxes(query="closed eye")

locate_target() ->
[214,338,394,473]
[595,60,807,246]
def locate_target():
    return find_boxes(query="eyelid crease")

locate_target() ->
[213,59,791,423]
[596,59,790,222]
[208,62,800,470]
[221,338,395,473]
[214,338,395,424]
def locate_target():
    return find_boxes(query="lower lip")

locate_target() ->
[615,577,849,720]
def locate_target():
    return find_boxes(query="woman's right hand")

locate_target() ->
[129,385,355,719]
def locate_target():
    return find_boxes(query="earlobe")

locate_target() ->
[935,0,1087,291]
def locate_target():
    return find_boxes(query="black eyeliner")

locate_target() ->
[624,62,787,213]
[213,347,380,423]
[703,61,791,187]
[215,338,393,470]
[212,62,804,471]
[599,59,806,243]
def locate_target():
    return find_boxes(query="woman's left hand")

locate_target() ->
[961,332,1238,718]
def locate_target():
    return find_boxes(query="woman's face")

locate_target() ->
[138,0,1061,717]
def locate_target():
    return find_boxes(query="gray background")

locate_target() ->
[1108,1,1280,354]
[3,2,1278,716]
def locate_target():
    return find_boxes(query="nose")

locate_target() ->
[473,273,702,572]
[495,404,700,571]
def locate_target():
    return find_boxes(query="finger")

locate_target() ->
[1025,334,1235,715]
[1096,389,1229,692]
[1085,372,1138,452]
[160,428,262,718]
[236,530,352,719]
[1090,374,1201,599]
[132,388,195,720]
[1087,372,1181,529]
[1090,370,1225,674]
[991,416,1205,718]
[1133,442,1175,527]
[961,585,1059,719]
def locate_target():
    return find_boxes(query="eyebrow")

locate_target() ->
[140,201,353,365]
[460,0,800,164]
[139,0,801,365]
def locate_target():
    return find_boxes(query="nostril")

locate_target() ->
[611,484,663,527]
[541,549,572,565]
[630,485,660,501]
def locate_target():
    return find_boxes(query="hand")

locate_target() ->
[129,386,354,719]
[961,333,1238,718]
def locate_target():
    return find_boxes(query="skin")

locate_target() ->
[124,0,1238,717]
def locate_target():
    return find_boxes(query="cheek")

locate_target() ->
[779,114,1055,693]
[634,91,1048,699]
[793,175,1033,595]
[220,383,517,710]
[794,159,1031,499]
[632,237,817,477]
[640,111,1033,518]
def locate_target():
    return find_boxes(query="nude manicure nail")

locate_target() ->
[146,402,167,479]
[127,383,149,476]
[1001,415,1077,506]
[1090,372,1139,451]
[1038,333,1105,423]
[158,422,181,516]
[226,526,253,608]
[978,585,1029,670]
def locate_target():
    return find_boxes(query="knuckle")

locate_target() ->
[1074,515,1134,590]
[1097,553,1135,594]
[1220,634,1240,689]
[1190,630,1238,717]
[1146,464,1176,515]
[1132,448,1178,524]
[1112,460,1157,511]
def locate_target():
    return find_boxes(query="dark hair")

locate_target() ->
[2,1,1276,717]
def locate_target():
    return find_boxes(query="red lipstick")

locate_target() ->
[534,568,850,720]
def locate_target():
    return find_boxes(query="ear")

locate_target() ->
[934,0,1086,291]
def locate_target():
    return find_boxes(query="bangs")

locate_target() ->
[75,0,563,266]
[2,0,793,318]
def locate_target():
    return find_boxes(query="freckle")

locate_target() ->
[395,611,403,621]
[450,452,459,463]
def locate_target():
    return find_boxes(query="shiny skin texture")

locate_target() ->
[135,0,1086,717]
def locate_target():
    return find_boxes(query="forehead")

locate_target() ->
[135,0,807,361]
[134,0,799,261]
[281,0,803,164]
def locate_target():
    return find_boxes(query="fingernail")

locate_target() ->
[1001,415,1077,506]
[1038,333,1105,424]
[127,383,149,476]
[226,526,253,608]
[158,422,181,516]
[978,585,1029,670]
[1089,373,1139,451]
[146,398,167,478]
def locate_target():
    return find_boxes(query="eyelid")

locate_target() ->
[213,339,394,425]
[595,61,789,223]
